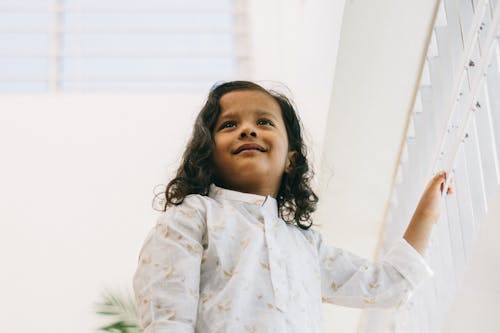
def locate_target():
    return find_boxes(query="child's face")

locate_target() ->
[212,89,295,197]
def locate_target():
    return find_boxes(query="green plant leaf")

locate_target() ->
[94,287,142,333]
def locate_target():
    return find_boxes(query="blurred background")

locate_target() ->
[0,0,498,332]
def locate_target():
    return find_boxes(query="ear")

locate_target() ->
[285,150,297,173]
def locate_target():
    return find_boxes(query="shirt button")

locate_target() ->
[257,216,264,224]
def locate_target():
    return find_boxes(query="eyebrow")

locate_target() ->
[217,110,279,124]
[255,110,279,119]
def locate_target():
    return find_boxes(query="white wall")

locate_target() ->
[315,1,437,331]
[0,93,206,331]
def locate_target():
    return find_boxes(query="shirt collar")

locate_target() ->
[208,183,279,217]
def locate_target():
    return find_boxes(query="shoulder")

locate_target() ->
[156,194,212,236]
[181,193,211,213]
[160,193,215,223]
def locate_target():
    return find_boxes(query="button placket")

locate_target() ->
[262,211,288,312]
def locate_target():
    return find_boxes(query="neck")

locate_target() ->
[215,180,279,198]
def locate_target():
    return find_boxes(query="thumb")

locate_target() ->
[428,170,446,192]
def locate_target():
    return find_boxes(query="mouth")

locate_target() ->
[233,143,267,154]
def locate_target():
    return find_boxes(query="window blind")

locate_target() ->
[0,0,250,93]
[360,0,500,331]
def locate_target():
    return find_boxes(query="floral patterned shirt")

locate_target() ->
[133,184,433,332]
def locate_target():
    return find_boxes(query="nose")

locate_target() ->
[239,122,257,138]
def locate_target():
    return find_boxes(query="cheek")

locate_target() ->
[213,136,230,159]
[271,136,290,163]
[212,134,222,149]
[278,133,290,153]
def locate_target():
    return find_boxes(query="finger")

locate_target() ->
[447,179,454,194]
[443,172,454,195]
[435,170,446,185]
[432,170,448,195]
[435,170,446,177]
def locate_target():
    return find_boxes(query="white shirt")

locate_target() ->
[133,184,434,333]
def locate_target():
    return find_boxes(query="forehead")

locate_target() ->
[218,90,282,118]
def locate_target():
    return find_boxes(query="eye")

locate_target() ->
[218,120,236,130]
[257,119,273,126]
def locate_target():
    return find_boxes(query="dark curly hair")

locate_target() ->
[155,80,318,230]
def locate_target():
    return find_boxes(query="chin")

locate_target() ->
[237,164,269,175]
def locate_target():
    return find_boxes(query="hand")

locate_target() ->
[413,170,454,224]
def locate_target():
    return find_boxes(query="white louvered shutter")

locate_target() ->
[360,0,500,332]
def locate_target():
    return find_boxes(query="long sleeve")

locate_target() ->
[133,198,206,333]
[315,231,434,308]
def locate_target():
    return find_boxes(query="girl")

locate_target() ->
[133,81,453,332]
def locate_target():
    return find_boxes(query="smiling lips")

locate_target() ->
[233,143,267,154]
